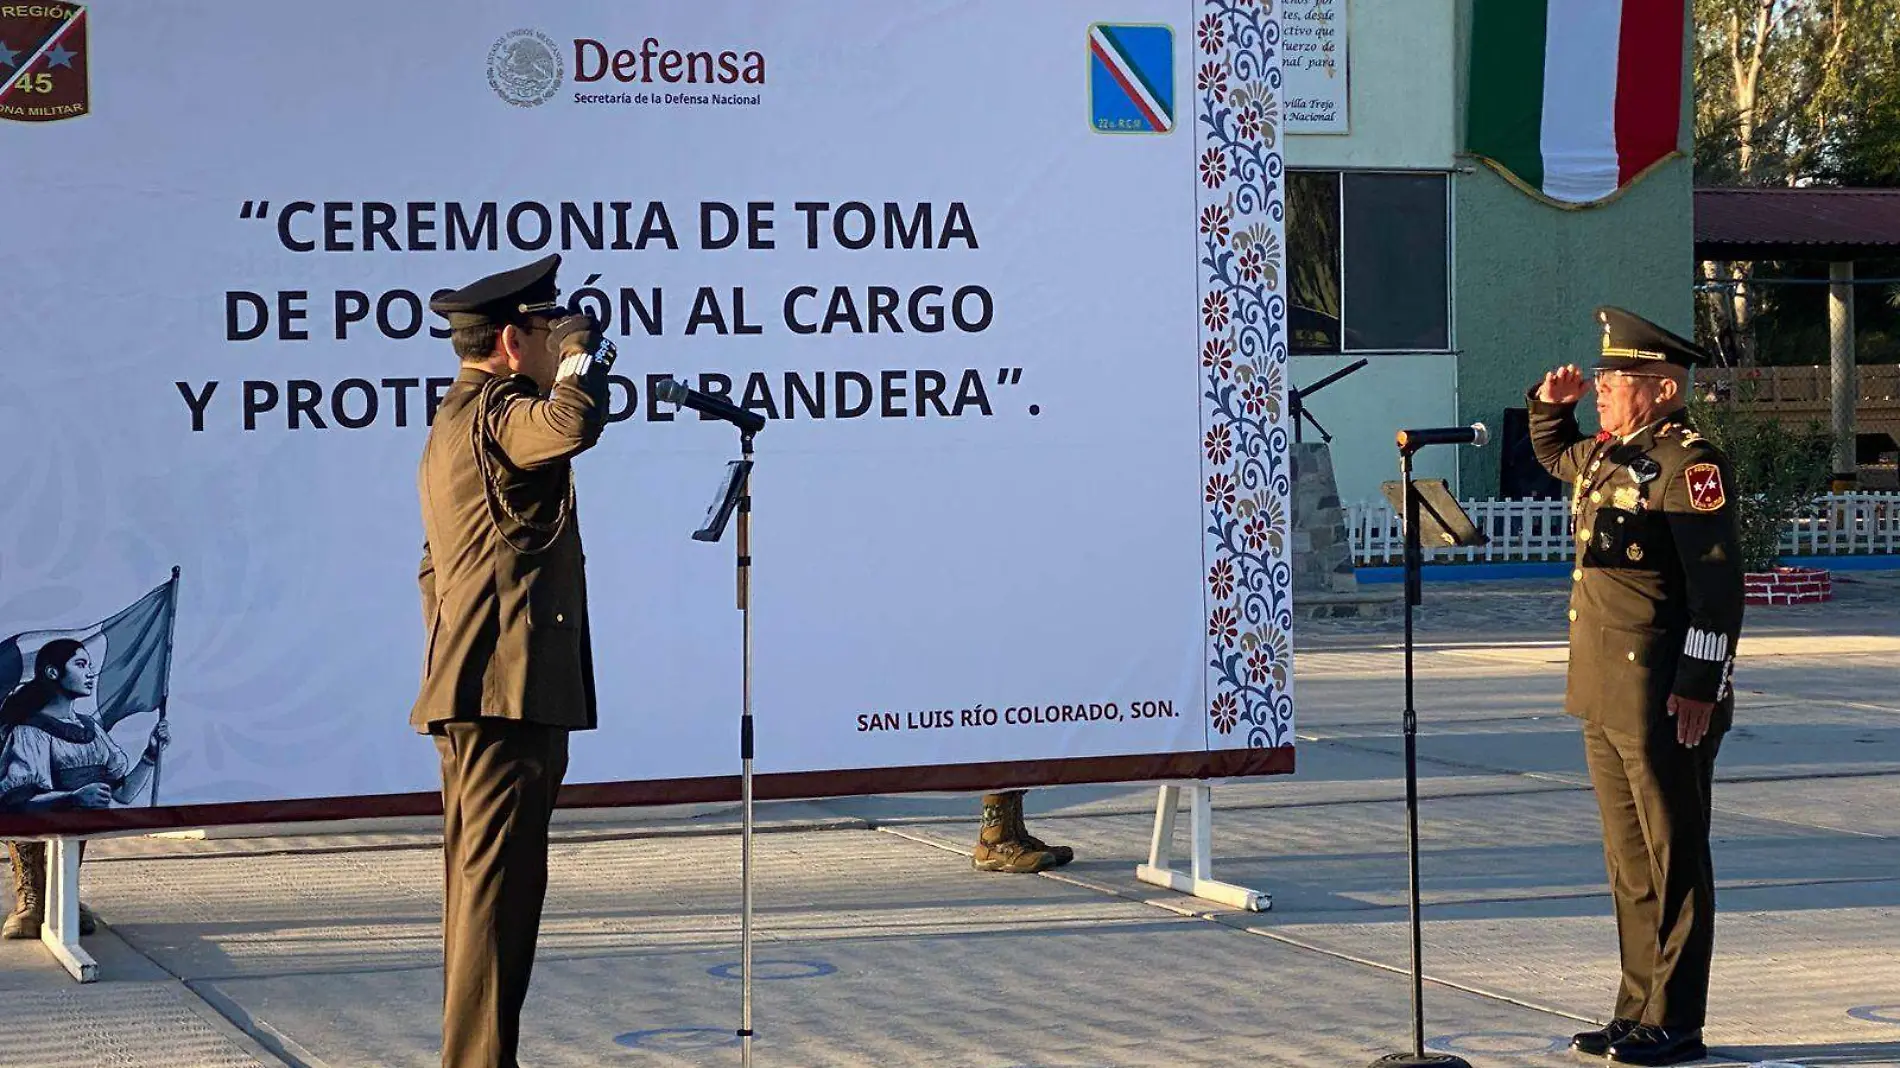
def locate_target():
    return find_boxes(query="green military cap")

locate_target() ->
[1593,305,1712,373]
[429,253,564,329]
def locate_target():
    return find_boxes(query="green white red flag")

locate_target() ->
[1465,0,1686,208]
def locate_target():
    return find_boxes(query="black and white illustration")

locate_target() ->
[0,572,179,813]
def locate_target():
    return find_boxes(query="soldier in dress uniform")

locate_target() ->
[412,252,615,1068]
[1528,306,1744,1066]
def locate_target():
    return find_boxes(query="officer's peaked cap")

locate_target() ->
[1593,305,1712,373]
[429,253,563,330]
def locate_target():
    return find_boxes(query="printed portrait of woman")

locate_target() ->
[0,638,171,813]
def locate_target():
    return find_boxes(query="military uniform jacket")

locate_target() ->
[410,367,607,733]
[1528,395,1745,737]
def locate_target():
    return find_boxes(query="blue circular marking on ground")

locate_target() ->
[707,958,837,981]
[613,1027,741,1052]
[1427,1031,1569,1055]
[1848,1004,1900,1025]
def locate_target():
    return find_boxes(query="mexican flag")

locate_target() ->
[1466,0,1686,208]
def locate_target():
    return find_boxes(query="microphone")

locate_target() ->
[1395,423,1489,452]
[654,377,767,435]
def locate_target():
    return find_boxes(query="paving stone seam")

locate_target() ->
[1312,736,1588,787]
[187,979,331,1068]
[876,823,1888,1067]
[1750,693,1900,716]
[59,920,301,1068]
[1316,738,1900,824]
[873,826,1611,1034]
[854,790,1585,829]
[1300,641,1572,653]
[1512,770,1898,841]
[84,789,1593,867]
[83,818,873,865]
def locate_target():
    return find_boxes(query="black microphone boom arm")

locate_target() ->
[655,377,768,435]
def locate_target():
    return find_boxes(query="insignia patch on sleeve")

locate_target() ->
[1686,463,1726,512]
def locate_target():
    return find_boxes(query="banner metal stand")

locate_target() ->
[42,836,96,982]
[1134,782,1269,912]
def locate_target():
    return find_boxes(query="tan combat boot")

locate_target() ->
[4,841,44,939]
[1010,796,1074,868]
[972,792,1057,873]
[4,841,97,938]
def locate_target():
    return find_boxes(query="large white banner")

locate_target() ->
[0,0,1293,834]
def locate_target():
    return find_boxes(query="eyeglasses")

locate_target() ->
[1594,372,1665,389]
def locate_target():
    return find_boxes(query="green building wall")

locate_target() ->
[1452,156,1696,494]
[1449,0,1696,495]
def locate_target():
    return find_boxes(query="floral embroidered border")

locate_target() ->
[1196,0,1293,750]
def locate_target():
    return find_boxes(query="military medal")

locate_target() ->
[1626,543,1645,562]
[1612,485,1639,511]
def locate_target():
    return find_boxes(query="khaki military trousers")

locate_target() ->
[434,719,570,1068]
[1582,720,1722,1030]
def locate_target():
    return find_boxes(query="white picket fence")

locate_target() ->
[1347,492,1900,564]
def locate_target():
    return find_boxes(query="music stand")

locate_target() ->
[689,430,759,1066]
[1289,357,1368,443]
[1369,467,1485,1068]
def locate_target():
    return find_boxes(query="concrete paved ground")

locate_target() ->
[3,572,1899,1067]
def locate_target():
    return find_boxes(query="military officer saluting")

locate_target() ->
[412,253,615,1068]
[1528,307,1744,1066]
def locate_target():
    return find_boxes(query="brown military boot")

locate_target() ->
[4,841,96,938]
[1010,796,1074,868]
[971,792,1057,873]
[4,841,44,939]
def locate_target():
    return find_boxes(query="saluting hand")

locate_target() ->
[1668,694,1715,747]
[1538,365,1591,405]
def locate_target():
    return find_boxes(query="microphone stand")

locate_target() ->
[736,429,756,1068]
[685,416,759,1065]
[1371,440,1484,1068]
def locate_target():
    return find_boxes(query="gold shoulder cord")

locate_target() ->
[470,377,574,556]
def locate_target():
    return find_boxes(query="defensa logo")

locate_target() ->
[487,28,563,107]
[574,37,765,86]
[0,2,90,123]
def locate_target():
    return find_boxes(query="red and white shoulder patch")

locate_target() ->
[1685,463,1726,512]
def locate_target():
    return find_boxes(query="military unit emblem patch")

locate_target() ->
[1686,463,1726,512]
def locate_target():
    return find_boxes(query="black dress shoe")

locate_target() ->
[1607,1025,1706,1065]
[1570,1017,1639,1056]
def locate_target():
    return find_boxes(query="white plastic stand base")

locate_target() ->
[1134,783,1270,912]
[42,836,97,982]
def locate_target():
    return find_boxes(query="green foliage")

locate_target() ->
[1693,2,1900,366]
[1695,0,1900,187]
[1688,388,1835,572]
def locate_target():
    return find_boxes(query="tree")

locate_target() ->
[1689,384,1834,572]
[1693,0,1900,366]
